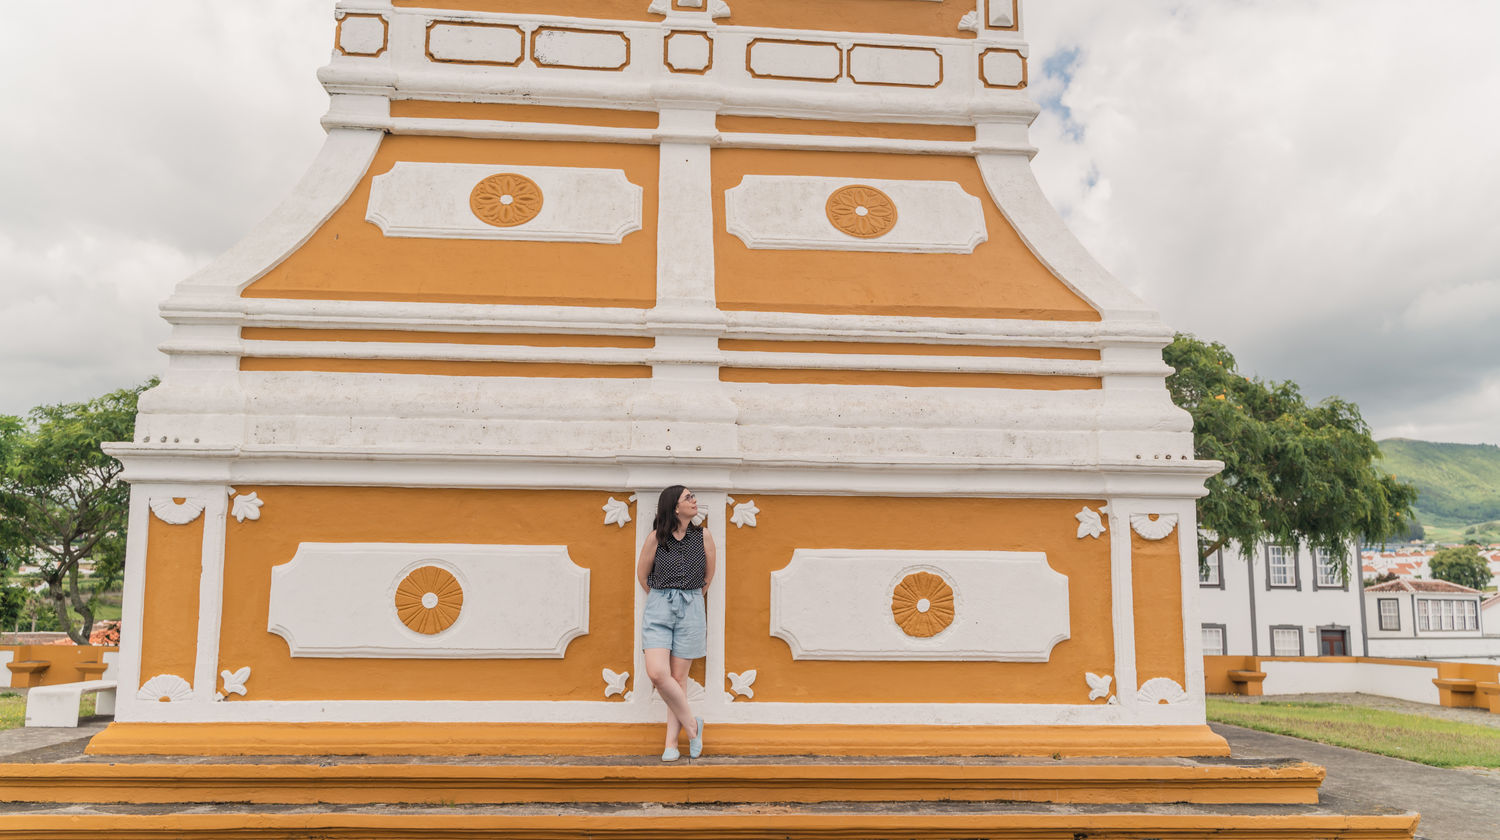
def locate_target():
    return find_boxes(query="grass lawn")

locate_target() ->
[0,691,96,731]
[1207,698,1500,768]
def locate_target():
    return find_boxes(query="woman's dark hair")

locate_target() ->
[653,485,698,545]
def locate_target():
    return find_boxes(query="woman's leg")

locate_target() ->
[663,654,695,745]
[644,647,697,744]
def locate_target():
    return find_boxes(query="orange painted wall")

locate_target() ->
[241,137,658,308]
[137,515,203,689]
[726,497,1114,704]
[716,116,976,143]
[217,488,635,701]
[1132,530,1187,691]
[712,149,1100,321]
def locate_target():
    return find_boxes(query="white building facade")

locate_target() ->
[1364,579,1497,662]
[1197,542,1365,658]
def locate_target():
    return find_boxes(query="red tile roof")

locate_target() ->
[1365,578,1481,594]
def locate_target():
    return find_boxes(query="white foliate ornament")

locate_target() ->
[1138,677,1190,705]
[730,500,760,528]
[1130,513,1180,541]
[149,498,206,525]
[1075,506,1106,539]
[691,510,708,527]
[231,491,263,523]
[1085,672,1113,702]
[958,10,980,32]
[603,668,630,699]
[602,497,632,528]
[216,666,251,701]
[137,674,193,703]
[727,669,757,700]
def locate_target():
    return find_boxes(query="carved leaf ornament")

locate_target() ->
[394,566,465,635]
[470,173,543,227]
[890,571,955,638]
[826,185,897,239]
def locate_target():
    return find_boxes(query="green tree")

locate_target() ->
[1428,544,1492,591]
[1163,335,1417,577]
[0,381,151,643]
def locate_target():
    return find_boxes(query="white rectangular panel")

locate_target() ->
[748,39,842,81]
[427,22,524,66]
[532,28,630,70]
[847,45,942,88]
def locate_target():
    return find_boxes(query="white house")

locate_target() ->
[1197,541,1365,658]
[1364,578,1496,661]
[1484,594,1500,635]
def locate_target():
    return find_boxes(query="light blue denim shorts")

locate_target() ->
[641,588,706,660]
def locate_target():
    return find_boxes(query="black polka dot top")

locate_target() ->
[648,526,707,590]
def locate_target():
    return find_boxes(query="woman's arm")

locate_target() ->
[702,528,717,596]
[635,532,658,593]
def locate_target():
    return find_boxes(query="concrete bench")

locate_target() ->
[1227,669,1267,696]
[1432,677,1478,707]
[1477,682,1500,714]
[5,660,50,689]
[24,680,117,728]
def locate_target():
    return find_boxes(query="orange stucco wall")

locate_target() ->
[711,149,1100,321]
[137,514,203,689]
[217,488,634,701]
[241,136,658,308]
[726,496,1113,704]
[1132,530,1186,691]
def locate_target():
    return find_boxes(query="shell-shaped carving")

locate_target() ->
[138,673,193,703]
[958,10,980,32]
[470,173,543,227]
[149,497,206,525]
[826,185,897,239]
[1130,513,1179,541]
[649,676,707,705]
[1138,677,1190,705]
[890,571,955,638]
[394,565,465,635]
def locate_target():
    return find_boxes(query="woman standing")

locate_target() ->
[636,485,716,761]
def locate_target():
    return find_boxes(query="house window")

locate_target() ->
[1267,545,1296,588]
[1201,624,1226,656]
[1377,598,1400,631]
[1271,626,1302,656]
[1416,599,1479,632]
[1200,551,1222,587]
[1315,548,1342,588]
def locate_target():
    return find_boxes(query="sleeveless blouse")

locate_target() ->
[648,527,707,590]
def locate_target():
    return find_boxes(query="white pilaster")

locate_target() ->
[191,488,231,702]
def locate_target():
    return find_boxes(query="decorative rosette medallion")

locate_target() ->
[394,566,465,635]
[890,571,955,638]
[470,173,544,227]
[825,184,898,238]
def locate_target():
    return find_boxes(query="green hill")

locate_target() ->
[1376,439,1500,535]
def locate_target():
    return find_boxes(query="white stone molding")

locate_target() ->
[770,550,1069,661]
[217,666,251,701]
[366,163,644,243]
[192,489,232,703]
[148,497,206,525]
[267,543,589,658]
[532,27,630,71]
[846,45,943,88]
[603,668,630,699]
[958,11,980,33]
[336,13,388,57]
[426,21,524,66]
[1129,513,1179,541]
[664,31,713,74]
[230,491,263,523]
[747,39,842,82]
[727,669,757,700]
[1137,677,1190,706]
[725,176,987,254]
[988,0,1017,28]
[138,674,193,703]
[603,497,633,528]
[979,48,1025,88]
[729,499,760,529]
[1075,505,1106,540]
[1085,672,1112,702]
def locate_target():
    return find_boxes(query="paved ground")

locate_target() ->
[1214,723,1500,840]
[1216,690,1500,729]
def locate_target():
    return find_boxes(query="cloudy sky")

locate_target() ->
[4,1,1498,444]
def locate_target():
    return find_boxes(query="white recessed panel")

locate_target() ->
[338,15,387,56]
[427,22,523,65]
[748,40,842,81]
[268,542,589,658]
[367,162,643,243]
[725,176,988,253]
[532,28,630,70]
[770,549,1069,661]
[847,45,942,88]
[981,49,1026,88]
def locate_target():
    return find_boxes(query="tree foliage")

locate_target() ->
[0,381,151,643]
[1428,544,1492,591]
[1163,335,1417,570]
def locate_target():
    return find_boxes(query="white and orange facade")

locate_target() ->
[94,0,1226,758]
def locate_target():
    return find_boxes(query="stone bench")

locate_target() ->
[5,660,50,689]
[1477,682,1500,714]
[1226,669,1267,695]
[1432,677,1478,707]
[24,680,117,728]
